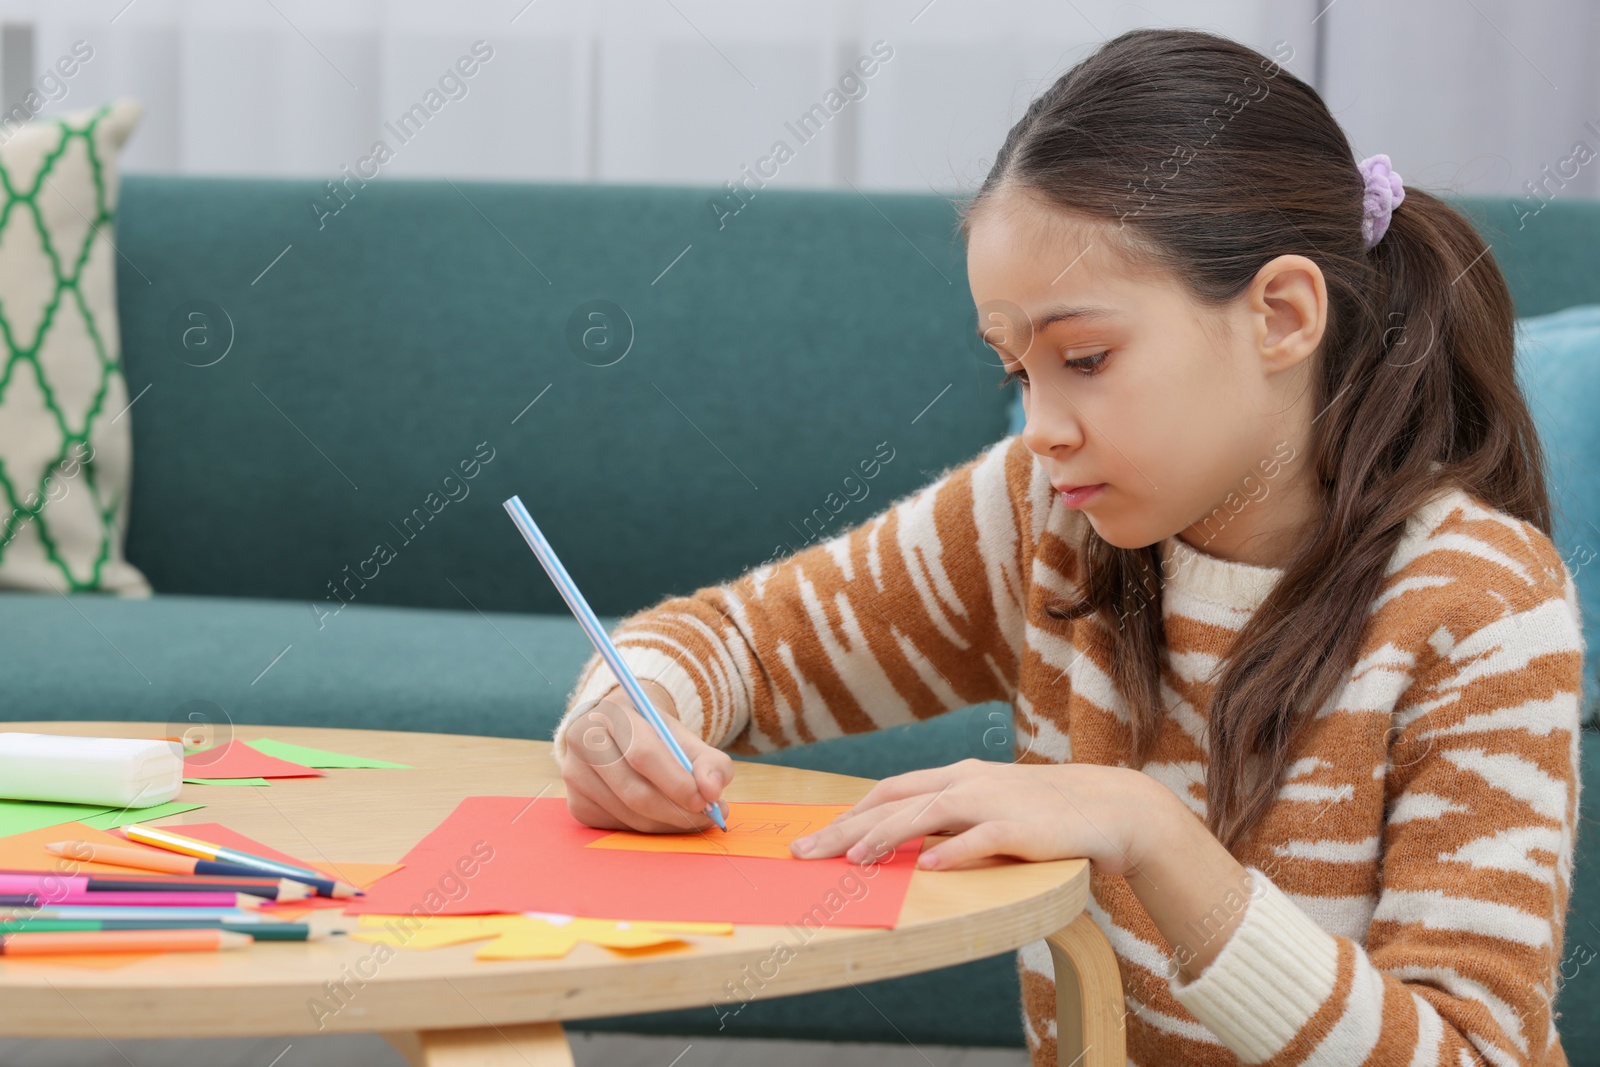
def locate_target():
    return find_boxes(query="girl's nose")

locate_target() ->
[1020,392,1085,454]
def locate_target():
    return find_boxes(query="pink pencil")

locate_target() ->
[0,890,257,909]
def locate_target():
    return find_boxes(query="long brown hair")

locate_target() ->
[957,27,1552,851]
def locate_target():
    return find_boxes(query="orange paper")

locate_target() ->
[587,803,854,860]
[0,822,188,876]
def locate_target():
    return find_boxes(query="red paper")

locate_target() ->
[183,740,325,780]
[342,797,923,928]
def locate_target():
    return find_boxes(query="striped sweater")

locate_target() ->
[552,433,1587,1066]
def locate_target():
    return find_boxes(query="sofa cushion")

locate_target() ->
[0,591,602,738]
[0,99,149,596]
[1557,728,1600,1060]
[0,587,1011,774]
[112,177,1009,619]
[1516,303,1600,721]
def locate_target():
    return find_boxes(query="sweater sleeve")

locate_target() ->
[550,433,1043,761]
[1167,558,1587,1065]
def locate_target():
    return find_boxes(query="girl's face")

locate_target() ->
[965,187,1326,568]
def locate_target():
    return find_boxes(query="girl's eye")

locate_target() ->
[1066,351,1110,376]
[997,351,1108,389]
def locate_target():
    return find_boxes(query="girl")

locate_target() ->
[552,26,1586,1067]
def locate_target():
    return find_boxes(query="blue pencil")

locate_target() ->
[502,494,728,832]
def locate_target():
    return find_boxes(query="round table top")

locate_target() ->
[0,721,1090,1039]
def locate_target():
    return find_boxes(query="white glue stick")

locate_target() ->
[0,733,184,808]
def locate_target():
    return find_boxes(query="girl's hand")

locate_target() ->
[557,680,735,834]
[789,758,1163,875]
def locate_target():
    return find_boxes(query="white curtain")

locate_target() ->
[0,0,1594,202]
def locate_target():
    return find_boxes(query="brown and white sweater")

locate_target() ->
[552,433,1587,1066]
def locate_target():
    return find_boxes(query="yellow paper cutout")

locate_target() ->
[349,913,734,960]
[584,802,854,860]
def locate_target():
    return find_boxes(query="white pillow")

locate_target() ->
[0,98,150,596]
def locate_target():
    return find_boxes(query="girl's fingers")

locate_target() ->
[793,796,916,859]
[847,758,988,817]
[842,800,955,864]
[564,725,717,833]
[617,689,735,811]
[656,713,735,809]
[813,784,996,864]
[568,688,727,831]
[848,769,943,815]
[614,712,710,813]
[563,776,633,831]
[688,737,735,806]
[915,820,1026,870]
[591,748,715,831]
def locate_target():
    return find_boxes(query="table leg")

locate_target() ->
[1046,910,1125,1067]
[383,1022,575,1066]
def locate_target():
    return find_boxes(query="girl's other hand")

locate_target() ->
[557,678,734,834]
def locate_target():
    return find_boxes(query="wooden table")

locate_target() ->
[0,722,1125,1066]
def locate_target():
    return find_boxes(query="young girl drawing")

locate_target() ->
[552,27,1586,1067]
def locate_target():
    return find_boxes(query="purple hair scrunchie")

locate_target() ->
[1358,153,1405,251]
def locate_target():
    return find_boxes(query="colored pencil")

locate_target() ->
[0,890,258,909]
[43,842,314,898]
[0,919,323,941]
[3,866,308,902]
[0,875,269,904]
[0,929,252,955]
[0,876,294,902]
[119,825,359,898]
[0,905,273,921]
[503,493,728,830]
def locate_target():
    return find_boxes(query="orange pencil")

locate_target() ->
[0,928,253,955]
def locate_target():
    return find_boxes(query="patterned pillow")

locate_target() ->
[0,98,150,596]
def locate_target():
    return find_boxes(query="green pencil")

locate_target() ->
[0,918,329,941]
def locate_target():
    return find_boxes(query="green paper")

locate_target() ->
[79,801,205,829]
[244,738,412,770]
[184,777,271,787]
[0,798,114,839]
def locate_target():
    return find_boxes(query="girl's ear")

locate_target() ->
[1251,254,1327,375]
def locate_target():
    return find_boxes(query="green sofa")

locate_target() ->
[2,176,1595,1056]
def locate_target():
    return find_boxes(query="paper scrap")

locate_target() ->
[183,740,325,780]
[184,777,271,787]
[79,802,205,830]
[587,803,854,860]
[244,739,412,770]
[349,912,732,960]
[0,822,181,875]
[0,799,112,840]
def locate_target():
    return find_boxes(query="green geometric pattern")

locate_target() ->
[0,100,148,595]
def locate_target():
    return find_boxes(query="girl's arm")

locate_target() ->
[1162,564,1587,1066]
[552,433,1045,761]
